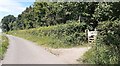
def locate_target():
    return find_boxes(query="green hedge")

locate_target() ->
[9,21,88,48]
[82,20,120,64]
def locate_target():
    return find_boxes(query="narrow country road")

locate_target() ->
[2,35,66,64]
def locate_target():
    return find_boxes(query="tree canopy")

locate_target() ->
[1,15,16,32]
[1,2,120,31]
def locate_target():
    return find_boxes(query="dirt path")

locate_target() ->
[46,47,91,64]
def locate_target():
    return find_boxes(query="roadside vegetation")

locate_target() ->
[81,20,120,64]
[1,2,120,64]
[9,21,88,48]
[0,35,9,60]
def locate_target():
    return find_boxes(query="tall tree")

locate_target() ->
[1,15,16,32]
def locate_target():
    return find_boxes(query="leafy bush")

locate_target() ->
[9,21,88,48]
[82,20,120,64]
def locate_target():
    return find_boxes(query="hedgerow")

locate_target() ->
[9,21,88,48]
[82,20,120,64]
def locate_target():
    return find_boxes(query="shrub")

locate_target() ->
[82,20,120,64]
[9,21,88,48]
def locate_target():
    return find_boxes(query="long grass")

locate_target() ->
[8,22,88,48]
[0,35,9,60]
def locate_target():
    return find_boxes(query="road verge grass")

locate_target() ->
[0,35,9,60]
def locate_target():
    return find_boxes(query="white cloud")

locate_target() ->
[0,0,34,21]
[14,0,35,2]
[0,0,25,15]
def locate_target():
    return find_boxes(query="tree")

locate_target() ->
[1,15,16,32]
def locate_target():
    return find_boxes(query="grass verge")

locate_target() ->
[0,35,9,60]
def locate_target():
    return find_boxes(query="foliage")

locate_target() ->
[1,2,120,64]
[1,2,120,32]
[0,35,9,60]
[8,21,87,48]
[82,20,120,64]
[1,15,16,32]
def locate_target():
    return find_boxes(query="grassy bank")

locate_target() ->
[0,35,9,60]
[8,22,88,48]
[81,20,120,64]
